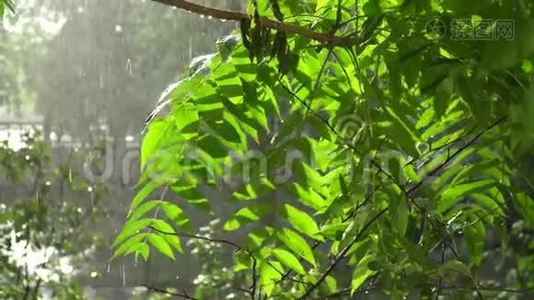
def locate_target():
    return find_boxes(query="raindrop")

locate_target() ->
[121,265,126,286]
[115,25,123,33]
[68,169,73,183]
[126,58,133,75]
[200,14,205,19]
[45,181,51,186]
[24,155,30,161]
[188,37,193,61]
[88,186,94,207]
[106,264,111,273]
[98,73,104,89]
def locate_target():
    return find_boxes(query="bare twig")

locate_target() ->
[145,285,198,299]
[151,0,356,46]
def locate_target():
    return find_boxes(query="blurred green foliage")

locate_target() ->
[0,133,107,299]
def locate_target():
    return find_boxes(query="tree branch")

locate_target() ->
[298,207,388,299]
[145,285,198,299]
[250,255,257,300]
[406,116,506,196]
[150,226,242,249]
[151,0,355,46]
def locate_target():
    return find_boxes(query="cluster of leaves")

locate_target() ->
[0,133,107,299]
[115,0,534,299]
[0,0,14,17]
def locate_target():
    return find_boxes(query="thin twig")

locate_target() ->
[145,285,198,300]
[298,207,388,299]
[406,117,506,196]
[150,226,242,250]
[251,256,257,300]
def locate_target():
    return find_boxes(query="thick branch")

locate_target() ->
[151,0,355,46]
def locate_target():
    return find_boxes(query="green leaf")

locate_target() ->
[127,200,161,222]
[224,205,265,231]
[130,181,162,211]
[272,248,305,274]
[141,118,180,169]
[291,183,326,211]
[351,255,375,294]
[151,219,183,253]
[515,193,534,226]
[148,233,176,260]
[127,243,151,262]
[113,219,153,248]
[277,228,316,266]
[438,179,495,212]
[282,204,322,240]
[324,275,338,294]
[112,233,149,260]
[2,0,13,14]
[464,220,485,266]
[161,202,190,229]
[319,222,350,240]
[260,260,283,296]
[440,260,472,279]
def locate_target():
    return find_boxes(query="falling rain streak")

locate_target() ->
[0,0,239,298]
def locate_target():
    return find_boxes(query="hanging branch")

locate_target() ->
[151,0,355,46]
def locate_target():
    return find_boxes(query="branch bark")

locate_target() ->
[151,0,355,46]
